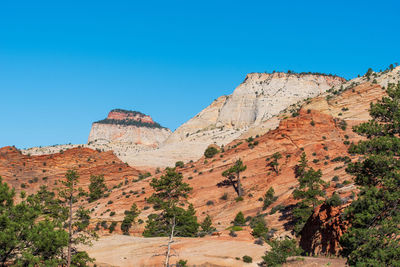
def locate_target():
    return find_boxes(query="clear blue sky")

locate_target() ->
[0,0,399,148]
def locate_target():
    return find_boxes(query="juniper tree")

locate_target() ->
[143,168,198,267]
[219,159,247,197]
[340,82,400,266]
[292,152,325,235]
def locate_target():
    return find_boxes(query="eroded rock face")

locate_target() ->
[128,73,345,167]
[217,72,345,127]
[300,203,348,256]
[87,109,171,156]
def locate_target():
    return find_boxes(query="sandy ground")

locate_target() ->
[85,234,266,267]
[85,235,347,267]
[284,256,346,267]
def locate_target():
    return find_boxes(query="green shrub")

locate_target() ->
[235,196,244,202]
[109,222,117,233]
[242,255,253,263]
[175,161,184,168]
[261,238,302,266]
[326,193,341,207]
[204,146,219,158]
[230,226,243,231]
[220,193,228,200]
[250,216,268,239]
[176,259,188,267]
[270,204,284,215]
[233,211,246,226]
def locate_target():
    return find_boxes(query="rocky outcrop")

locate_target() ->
[127,72,345,167]
[300,203,348,256]
[88,123,170,148]
[87,109,171,157]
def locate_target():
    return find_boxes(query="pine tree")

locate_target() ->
[340,82,400,265]
[88,174,107,202]
[220,159,247,197]
[58,170,96,267]
[0,175,94,266]
[121,203,140,235]
[292,152,325,235]
[143,168,198,266]
[268,152,282,174]
[365,68,373,80]
[200,215,216,234]
[233,211,246,226]
[263,187,277,210]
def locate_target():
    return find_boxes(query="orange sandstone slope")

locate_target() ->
[143,81,383,235]
[0,146,140,195]
[0,80,388,265]
[0,81,384,234]
[89,80,381,238]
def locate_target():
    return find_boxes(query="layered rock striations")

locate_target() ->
[0,146,140,195]
[86,109,171,158]
[129,72,345,167]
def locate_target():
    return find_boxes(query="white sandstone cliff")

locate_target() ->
[127,72,345,167]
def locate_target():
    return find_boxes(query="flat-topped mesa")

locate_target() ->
[106,109,155,124]
[94,109,166,129]
[88,109,171,150]
[243,71,345,83]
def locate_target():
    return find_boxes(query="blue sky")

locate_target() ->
[0,0,399,148]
